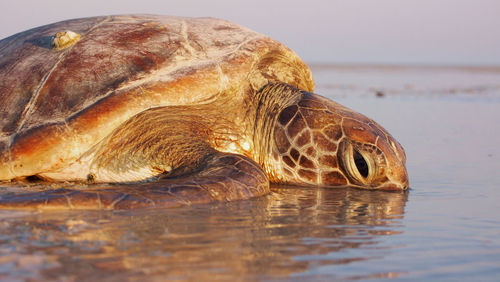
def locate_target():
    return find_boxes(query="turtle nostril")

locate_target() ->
[353,150,369,178]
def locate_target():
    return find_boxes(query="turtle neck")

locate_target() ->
[250,82,303,177]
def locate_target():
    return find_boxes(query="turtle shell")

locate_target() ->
[0,15,314,179]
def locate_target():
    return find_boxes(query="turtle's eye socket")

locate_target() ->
[339,141,376,184]
[353,149,369,179]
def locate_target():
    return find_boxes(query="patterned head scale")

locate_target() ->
[273,92,409,190]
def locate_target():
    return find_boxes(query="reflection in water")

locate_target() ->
[0,186,407,280]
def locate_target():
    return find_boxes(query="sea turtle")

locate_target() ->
[0,15,409,210]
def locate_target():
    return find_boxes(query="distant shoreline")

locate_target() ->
[308,63,500,73]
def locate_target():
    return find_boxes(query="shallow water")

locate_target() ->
[1,66,500,281]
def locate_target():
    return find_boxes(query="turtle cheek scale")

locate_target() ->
[272,93,409,191]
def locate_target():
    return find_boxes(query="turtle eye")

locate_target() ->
[353,149,369,178]
[338,140,375,184]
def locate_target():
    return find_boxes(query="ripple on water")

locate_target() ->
[0,186,409,280]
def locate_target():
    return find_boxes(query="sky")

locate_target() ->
[1,0,499,66]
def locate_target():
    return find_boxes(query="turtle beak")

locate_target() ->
[380,165,410,191]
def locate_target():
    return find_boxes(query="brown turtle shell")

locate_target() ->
[0,15,314,179]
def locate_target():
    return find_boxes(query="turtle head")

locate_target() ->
[272,91,409,191]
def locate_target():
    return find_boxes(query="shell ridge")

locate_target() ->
[12,16,112,137]
[179,19,197,56]
[109,33,263,96]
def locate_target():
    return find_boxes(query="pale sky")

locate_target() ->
[1,0,499,66]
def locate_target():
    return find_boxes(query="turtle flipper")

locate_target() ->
[0,152,269,210]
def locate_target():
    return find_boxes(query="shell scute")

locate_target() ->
[0,17,105,134]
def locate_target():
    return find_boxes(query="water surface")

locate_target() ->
[1,66,500,280]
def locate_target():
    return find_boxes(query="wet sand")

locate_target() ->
[1,65,499,280]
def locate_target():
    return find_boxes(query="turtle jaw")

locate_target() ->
[379,149,410,191]
[379,159,410,191]
[378,180,409,191]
